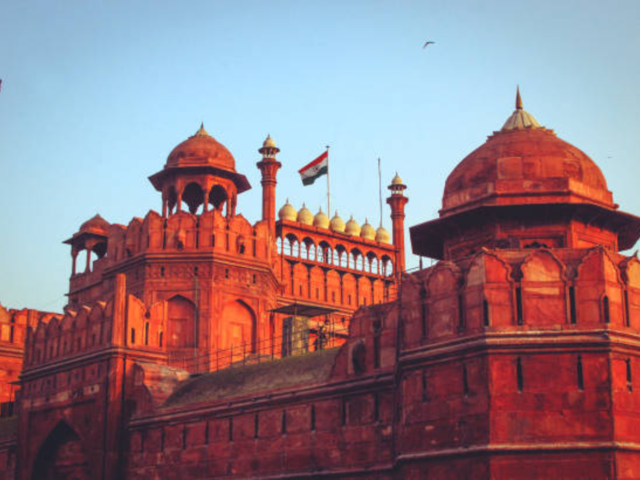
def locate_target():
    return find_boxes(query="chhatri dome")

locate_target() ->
[79,214,110,236]
[149,124,251,198]
[330,212,346,233]
[376,225,391,244]
[391,172,404,186]
[297,204,313,225]
[361,219,376,240]
[278,199,297,221]
[262,135,277,149]
[345,216,361,236]
[166,123,237,171]
[313,208,330,229]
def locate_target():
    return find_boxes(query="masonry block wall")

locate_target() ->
[395,247,640,478]
[126,304,399,479]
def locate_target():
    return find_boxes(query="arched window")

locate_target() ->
[181,182,205,214]
[209,185,228,212]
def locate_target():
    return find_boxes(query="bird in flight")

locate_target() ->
[423,41,435,49]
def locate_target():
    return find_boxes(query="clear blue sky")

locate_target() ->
[1,0,639,312]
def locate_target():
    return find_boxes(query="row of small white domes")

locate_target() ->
[278,201,391,243]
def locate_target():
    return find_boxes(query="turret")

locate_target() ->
[63,214,110,276]
[257,135,282,237]
[149,124,251,218]
[386,173,408,275]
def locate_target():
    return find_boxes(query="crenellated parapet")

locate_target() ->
[400,247,640,349]
[0,304,59,406]
[67,208,274,305]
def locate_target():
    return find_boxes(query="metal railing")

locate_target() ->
[167,321,351,374]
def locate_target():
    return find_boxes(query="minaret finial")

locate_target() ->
[516,86,523,110]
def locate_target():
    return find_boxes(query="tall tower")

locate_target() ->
[401,90,640,478]
[257,135,282,237]
[387,173,408,276]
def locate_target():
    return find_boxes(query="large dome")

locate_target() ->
[410,90,640,259]
[166,124,236,172]
[441,94,613,216]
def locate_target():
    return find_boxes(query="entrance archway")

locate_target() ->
[32,421,90,480]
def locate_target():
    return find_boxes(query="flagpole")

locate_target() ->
[378,157,383,227]
[326,146,331,216]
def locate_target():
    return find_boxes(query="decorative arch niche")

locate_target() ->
[220,300,257,358]
[167,295,196,348]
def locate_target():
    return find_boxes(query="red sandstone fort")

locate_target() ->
[1,91,640,479]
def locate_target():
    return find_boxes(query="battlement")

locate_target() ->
[400,247,640,348]
[68,209,273,295]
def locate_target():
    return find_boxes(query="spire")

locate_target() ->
[194,122,209,137]
[501,87,541,131]
[516,86,523,110]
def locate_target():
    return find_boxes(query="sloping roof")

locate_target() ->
[163,347,340,408]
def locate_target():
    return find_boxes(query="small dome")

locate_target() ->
[391,173,404,186]
[313,208,330,229]
[166,123,236,171]
[278,199,297,221]
[360,219,376,240]
[263,135,276,148]
[297,204,313,225]
[345,216,361,236]
[80,214,110,236]
[330,212,346,233]
[375,226,391,244]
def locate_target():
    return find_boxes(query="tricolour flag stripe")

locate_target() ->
[299,151,328,186]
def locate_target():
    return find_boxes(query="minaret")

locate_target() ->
[257,135,282,236]
[387,173,408,275]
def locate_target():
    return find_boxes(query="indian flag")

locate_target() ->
[299,151,328,186]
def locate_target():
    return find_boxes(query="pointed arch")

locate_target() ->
[167,295,196,348]
[89,302,105,323]
[181,182,205,214]
[220,300,257,358]
[520,249,567,326]
[576,248,624,326]
[31,421,91,480]
[209,184,228,212]
[464,250,513,329]
[424,261,462,339]
[521,249,566,282]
